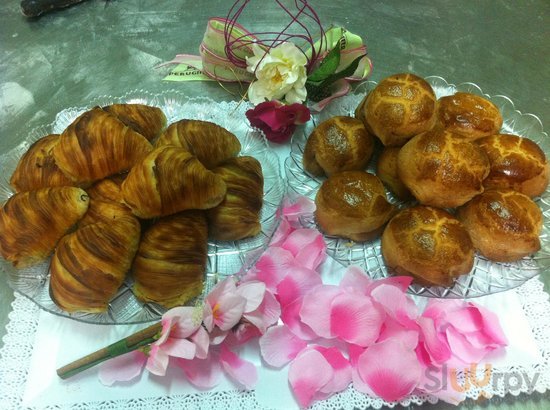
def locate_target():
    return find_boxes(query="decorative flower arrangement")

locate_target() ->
[160,0,373,143]
[59,196,508,409]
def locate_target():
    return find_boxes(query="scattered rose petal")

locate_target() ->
[357,339,422,402]
[177,355,222,389]
[288,349,333,408]
[276,265,322,307]
[260,325,307,367]
[99,350,147,386]
[220,344,258,390]
[300,285,341,339]
[244,289,281,333]
[281,297,318,341]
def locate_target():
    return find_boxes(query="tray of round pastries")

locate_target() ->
[0,90,285,324]
[285,75,550,298]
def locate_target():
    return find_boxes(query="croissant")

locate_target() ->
[121,145,227,219]
[79,177,133,226]
[132,211,207,308]
[155,119,241,169]
[207,156,264,241]
[49,214,141,313]
[0,187,89,268]
[102,103,167,142]
[10,134,74,192]
[52,107,153,185]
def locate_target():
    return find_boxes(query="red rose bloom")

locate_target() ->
[245,100,311,144]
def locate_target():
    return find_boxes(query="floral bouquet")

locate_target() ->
[160,0,372,143]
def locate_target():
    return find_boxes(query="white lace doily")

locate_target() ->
[2,275,550,410]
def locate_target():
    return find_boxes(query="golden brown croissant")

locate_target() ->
[10,134,74,192]
[155,119,241,169]
[132,211,207,308]
[121,145,227,219]
[79,177,133,226]
[0,187,89,268]
[52,107,153,186]
[302,116,374,177]
[207,156,264,241]
[49,214,141,313]
[102,103,167,142]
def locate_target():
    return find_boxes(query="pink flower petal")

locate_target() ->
[177,355,222,389]
[224,322,262,347]
[244,289,281,333]
[161,338,197,360]
[146,344,170,376]
[377,319,419,350]
[281,196,316,223]
[281,297,318,341]
[288,349,333,408]
[340,266,373,294]
[235,281,266,313]
[276,265,323,308]
[416,316,451,365]
[312,346,352,394]
[281,228,323,260]
[370,284,418,328]
[220,344,258,390]
[294,232,326,271]
[98,350,147,386]
[213,293,247,331]
[202,302,214,332]
[467,303,508,346]
[330,292,384,346]
[259,325,308,368]
[162,306,201,338]
[269,218,293,247]
[253,247,295,292]
[366,276,414,294]
[300,285,342,339]
[190,326,210,359]
[209,327,229,346]
[445,326,492,364]
[357,339,422,402]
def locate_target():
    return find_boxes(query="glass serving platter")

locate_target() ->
[0,90,285,324]
[285,76,550,298]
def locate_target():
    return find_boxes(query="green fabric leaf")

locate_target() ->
[318,54,365,88]
[307,45,341,83]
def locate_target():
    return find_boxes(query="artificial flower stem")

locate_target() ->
[56,322,163,380]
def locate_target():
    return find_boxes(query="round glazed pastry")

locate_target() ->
[457,189,543,262]
[315,171,395,242]
[381,205,475,287]
[398,128,490,208]
[376,147,414,201]
[436,92,503,141]
[359,73,437,147]
[477,134,549,198]
[302,116,374,177]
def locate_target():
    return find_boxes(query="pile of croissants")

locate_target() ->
[303,73,548,287]
[0,103,264,313]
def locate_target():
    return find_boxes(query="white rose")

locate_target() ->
[246,42,307,105]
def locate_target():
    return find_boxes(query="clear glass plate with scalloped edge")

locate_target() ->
[285,76,550,298]
[0,90,285,324]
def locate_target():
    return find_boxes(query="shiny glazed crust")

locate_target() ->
[436,92,503,141]
[362,73,437,147]
[398,128,490,208]
[457,189,543,262]
[102,103,167,142]
[302,116,374,177]
[381,205,474,287]
[477,134,549,197]
[315,171,395,242]
[375,146,413,200]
